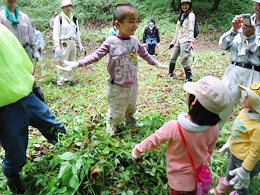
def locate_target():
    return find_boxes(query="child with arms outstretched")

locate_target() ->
[212,82,260,195]
[57,4,167,135]
[132,76,231,195]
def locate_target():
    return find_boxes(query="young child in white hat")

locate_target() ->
[132,76,231,195]
[212,81,260,195]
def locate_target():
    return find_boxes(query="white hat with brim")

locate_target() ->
[61,0,73,8]
[183,76,231,114]
[238,85,260,113]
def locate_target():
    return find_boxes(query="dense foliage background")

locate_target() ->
[0,0,259,194]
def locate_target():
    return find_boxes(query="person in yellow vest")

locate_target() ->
[0,24,66,194]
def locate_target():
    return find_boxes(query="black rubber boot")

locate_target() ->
[184,67,192,82]
[4,173,24,194]
[166,63,176,78]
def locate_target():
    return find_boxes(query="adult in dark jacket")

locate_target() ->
[142,18,160,55]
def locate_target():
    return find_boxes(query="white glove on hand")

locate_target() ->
[56,60,78,72]
[78,43,84,52]
[217,140,231,159]
[54,48,62,60]
[33,52,40,61]
[143,43,146,47]
[157,43,160,48]
[155,61,168,69]
[229,167,250,190]
[132,148,139,165]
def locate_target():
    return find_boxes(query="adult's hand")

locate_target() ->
[232,15,242,32]
[33,52,40,61]
[54,47,62,60]
[78,43,84,52]
[242,24,255,37]
[32,85,44,102]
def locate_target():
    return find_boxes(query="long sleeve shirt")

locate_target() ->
[133,113,219,191]
[229,109,260,172]
[142,26,160,43]
[53,14,81,47]
[0,9,37,53]
[34,29,45,49]
[79,35,157,87]
[219,14,260,66]
[171,12,195,45]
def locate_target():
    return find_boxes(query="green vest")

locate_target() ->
[0,24,34,107]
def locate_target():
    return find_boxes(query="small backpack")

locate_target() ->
[194,20,199,38]
[59,15,78,33]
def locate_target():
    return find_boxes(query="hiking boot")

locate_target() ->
[5,173,24,194]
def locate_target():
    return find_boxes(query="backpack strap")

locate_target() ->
[59,15,78,34]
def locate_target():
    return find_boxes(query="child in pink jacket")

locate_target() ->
[132,76,231,195]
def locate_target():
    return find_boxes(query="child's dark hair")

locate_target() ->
[113,4,137,23]
[178,3,192,21]
[188,94,221,126]
[52,11,57,15]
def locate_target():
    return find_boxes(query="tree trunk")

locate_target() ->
[211,0,221,11]
[167,0,175,14]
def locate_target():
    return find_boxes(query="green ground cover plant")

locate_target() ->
[0,0,259,194]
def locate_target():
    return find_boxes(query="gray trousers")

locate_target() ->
[24,45,33,61]
[170,42,190,68]
[226,154,260,195]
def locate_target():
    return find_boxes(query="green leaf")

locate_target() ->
[58,152,75,161]
[58,162,71,179]
[47,181,55,192]
[75,158,83,170]
[69,175,80,189]
[126,191,134,195]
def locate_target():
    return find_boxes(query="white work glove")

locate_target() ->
[217,140,231,159]
[132,148,139,165]
[56,60,78,72]
[155,60,168,69]
[143,43,146,47]
[33,52,40,61]
[157,43,160,48]
[229,166,250,190]
[54,48,62,60]
[78,43,84,52]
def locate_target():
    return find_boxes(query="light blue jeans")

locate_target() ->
[146,39,157,55]
[0,92,65,175]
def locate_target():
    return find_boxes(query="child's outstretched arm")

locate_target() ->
[132,121,176,164]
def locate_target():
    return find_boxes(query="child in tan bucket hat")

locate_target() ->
[212,82,260,195]
[132,76,231,194]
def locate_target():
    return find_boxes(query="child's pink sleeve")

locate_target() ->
[78,39,110,67]
[134,120,175,156]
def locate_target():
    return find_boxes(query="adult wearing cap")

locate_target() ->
[142,18,160,55]
[53,0,83,88]
[0,24,66,194]
[218,0,260,130]
[166,0,195,82]
[0,0,40,61]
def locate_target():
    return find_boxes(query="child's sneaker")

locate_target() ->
[210,177,233,195]
[124,113,137,128]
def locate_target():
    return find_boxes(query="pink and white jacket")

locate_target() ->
[133,113,219,191]
[78,35,157,86]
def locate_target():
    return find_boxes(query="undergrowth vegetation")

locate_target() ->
[0,0,259,194]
